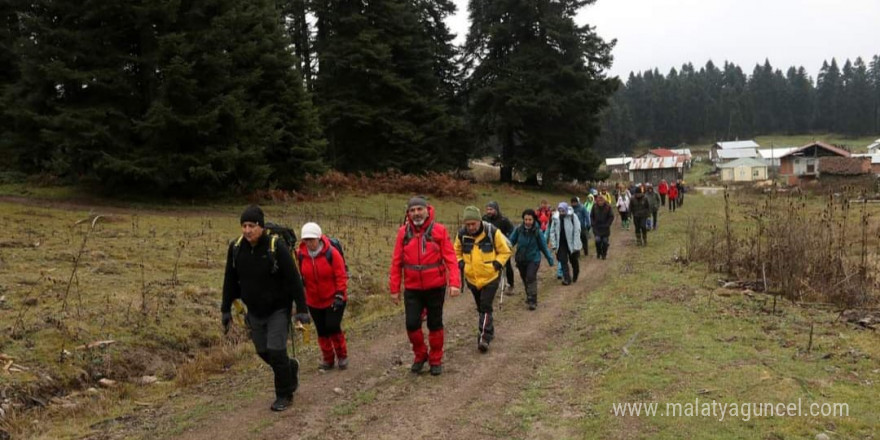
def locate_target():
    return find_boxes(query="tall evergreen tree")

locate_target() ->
[870,55,880,133]
[816,58,842,132]
[786,66,814,133]
[463,0,616,182]
[314,0,465,173]
[0,0,22,167]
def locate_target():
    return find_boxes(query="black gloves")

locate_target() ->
[221,312,232,334]
[294,312,311,325]
[333,292,345,311]
[492,261,503,272]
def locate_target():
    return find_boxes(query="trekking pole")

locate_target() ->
[499,266,506,307]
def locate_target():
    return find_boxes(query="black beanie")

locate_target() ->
[240,205,265,227]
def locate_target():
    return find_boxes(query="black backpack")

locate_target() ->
[231,222,298,274]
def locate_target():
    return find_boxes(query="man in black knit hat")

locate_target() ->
[221,205,311,411]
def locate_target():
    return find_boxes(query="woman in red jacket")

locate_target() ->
[298,222,349,370]
[667,183,678,213]
[658,179,669,206]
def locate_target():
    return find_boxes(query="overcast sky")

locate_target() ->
[447,0,880,81]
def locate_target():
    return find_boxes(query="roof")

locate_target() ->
[628,156,685,170]
[717,158,768,169]
[715,140,760,150]
[867,139,880,150]
[646,148,676,157]
[779,141,851,159]
[717,148,758,160]
[757,147,799,159]
[670,148,692,157]
[852,153,880,164]
[605,157,633,166]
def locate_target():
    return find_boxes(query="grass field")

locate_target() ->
[1,179,879,438]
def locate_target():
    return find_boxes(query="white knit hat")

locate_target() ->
[301,222,322,239]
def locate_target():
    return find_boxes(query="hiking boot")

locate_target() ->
[411,359,427,373]
[562,280,571,286]
[318,361,334,371]
[430,365,443,376]
[478,340,490,353]
[270,395,293,412]
[337,357,349,370]
[528,303,537,311]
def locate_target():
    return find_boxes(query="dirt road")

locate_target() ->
[156,238,627,440]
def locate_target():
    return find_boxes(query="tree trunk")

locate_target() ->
[500,165,513,183]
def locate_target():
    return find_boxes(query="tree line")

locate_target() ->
[0,0,614,195]
[595,56,880,157]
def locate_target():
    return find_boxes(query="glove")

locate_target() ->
[294,313,311,325]
[333,292,345,311]
[492,261,503,272]
[548,258,555,266]
[221,312,232,334]
[458,260,465,272]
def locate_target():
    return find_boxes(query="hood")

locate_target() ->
[485,201,502,218]
[406,204,436,231]
[587,194,595,203]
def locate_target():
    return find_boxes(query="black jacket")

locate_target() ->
[483,204,514,237]
[590,203,615,237]
[221,234,307,318]
[629,194,651,218]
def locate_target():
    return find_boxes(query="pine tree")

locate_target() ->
[463,0,616,182]
[786,66,814,133]
[816,59,842,132]
[0,0,22,169]
[870,55,880,133]
[314,0,465,173]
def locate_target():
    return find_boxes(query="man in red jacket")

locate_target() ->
[389,196,461,376]
[658,179,669,206]
[297,222,349,371]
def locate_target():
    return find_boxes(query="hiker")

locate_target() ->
[676,180,686,207]
[536,199,553,232]
[509,209,555,310]
[548,202,582,285]
[571,197,590,256]
[483,201,515,293]
[551,208,564,280]
[455,206,512,353]
[590,195,615,260]
[668,182,678,212]
[221,205,310,412]
[598,187,614,207]
[389,196,461,376]
[297,222,348,371]
[629,187,650,246]
[658,179,668,206]
[616,190,631,230]
[645,183,661,230]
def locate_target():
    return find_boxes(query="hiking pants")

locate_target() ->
[580,228,590,256]
[669,198,677,212]
[309,304,348,364]
[247,308,296,398]
[557,248,580,283]
[468,279,499,345]
[595,235,610,257]
[633,216,648,245]
[504,259,515,289]
[404,288,446,365]
[660,193,666,206]
[516,261,541,306]
[651,209,658,230]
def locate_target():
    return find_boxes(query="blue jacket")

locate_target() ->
[572,203,590,229]
[509,224,554,265]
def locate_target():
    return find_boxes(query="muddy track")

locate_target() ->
[161,233,633,440]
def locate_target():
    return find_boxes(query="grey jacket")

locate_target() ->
[549,210,583,252]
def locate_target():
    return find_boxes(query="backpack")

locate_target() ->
[458,221,511,254]
[298,237,350,278]
[403,221,436,246]
[231,222,297,274]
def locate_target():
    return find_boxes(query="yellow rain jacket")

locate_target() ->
[454,222,512,289]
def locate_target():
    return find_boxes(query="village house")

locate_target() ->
[778,141,851,185]
[710,140,760,162]
[604,156,633,179]
[718,157,768,182]
[628,156,685,186]
[866,139,880,155]
[757,147,798,168]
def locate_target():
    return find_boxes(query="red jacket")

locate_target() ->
[667,184,678,199]
[658,181,669,195]
[389,205,461,294]
[536,207,553,231]
[298,236,348,309]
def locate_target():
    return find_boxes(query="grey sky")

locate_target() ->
[447,0,880,81]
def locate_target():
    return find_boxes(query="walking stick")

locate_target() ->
[498,265,507,307]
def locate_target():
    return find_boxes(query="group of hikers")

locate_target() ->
[220,180,687,411]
